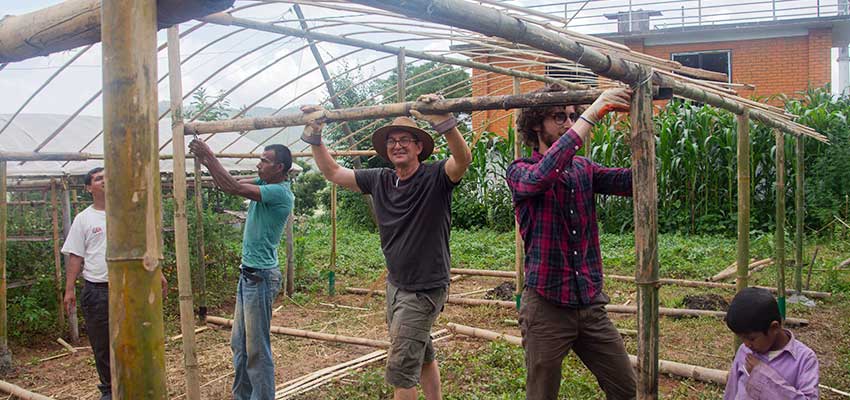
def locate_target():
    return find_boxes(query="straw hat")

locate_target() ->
[371,116,434,162]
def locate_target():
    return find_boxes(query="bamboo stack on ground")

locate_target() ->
[446,323,729,385]
[167,25,201,400]
[101,0,167,397]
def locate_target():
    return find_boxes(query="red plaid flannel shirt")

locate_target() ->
[506,129,632,307]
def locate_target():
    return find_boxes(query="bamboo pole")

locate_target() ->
[0,379,55,400]
[736,110,751,296]
[329,184,337,296]
[345,0,827,143]
[398,48,407,101]
[712,258,773,282]
[0,161,10,372]
[775,129,786,318]
[50,180,66,335]
[193,160,207,320]
[0,152,102,161]
[805,247,818,291]
[512,76,524,310]
[604,274,830,299]
[167,25,202,400]
[102,0,166,397]
[61,179,80,343]
[794,136,804,294]
[285,214,295,297]
[447,323,730,385]
[206,316,390,348]
[185,90,612,135]
[201,13,584,90]
[630,69,660,399]
[0,0,235,63]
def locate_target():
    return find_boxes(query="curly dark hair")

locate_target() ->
[516,83,586,149]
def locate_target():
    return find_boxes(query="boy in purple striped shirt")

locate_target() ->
[724,287,820,399]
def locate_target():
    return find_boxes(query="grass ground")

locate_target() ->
[5,222,850,399]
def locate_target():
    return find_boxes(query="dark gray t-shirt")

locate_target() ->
[355,159,458,291]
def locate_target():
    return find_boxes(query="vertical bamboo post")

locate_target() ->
[193,161,207,320]
[329,184,337,296]
[775,129,786,318]
[168,25,201,400]
[736,110,750,293]
[61,179,79,343]
[794,136,804,295]
[51,180,66,334]
[630,70,659,399]
[0,161,11,371]
[101,0,167,397]
[512,76,524,309]
[285,213,295,297]
[398,48,406,102]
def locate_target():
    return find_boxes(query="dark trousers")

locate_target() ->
[519,288,635,400]
[81,281,111,396]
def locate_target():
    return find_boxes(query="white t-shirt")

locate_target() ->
[61,206,108,283]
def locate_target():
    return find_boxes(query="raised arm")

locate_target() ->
[410,94,472,183]
[300,105,360,192]
[189,139,262,202]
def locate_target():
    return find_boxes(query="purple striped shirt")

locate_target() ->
[505,129,631,307]
[724,330,820,399]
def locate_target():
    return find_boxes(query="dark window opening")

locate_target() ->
[672,51,731,82]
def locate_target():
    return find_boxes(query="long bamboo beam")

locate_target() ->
[775,129,787,319]
[446,323,729,385]
[206,316,391,348]
[631,70,659,399]
[167,26,202,400]
[347,0,827,143]
[200,12,584,90]
[0,161,10,371]
[102,1,167,398]
[344,288,809,326]
[185,90,614,135]
[0,0,235,63]
[0,152,102,162]
[0,151,377,163]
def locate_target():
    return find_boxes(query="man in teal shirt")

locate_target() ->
[190,140,294,400]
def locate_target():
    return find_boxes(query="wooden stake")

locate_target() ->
[0,162,10,372]
[512,76,524,309]
[193,160,207,320]
[775,129,786,318]
[61,179,79,343]
[736,110,751,295]
[805,247,819,291]
[329,184,337,296]
[794,136,804,294]
[50,180,66,334]
[102,0,166,397]
[630,69,660,399]
[285,214,295,297]
[167,25,202,400]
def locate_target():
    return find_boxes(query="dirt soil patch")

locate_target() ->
[682,293,730,311]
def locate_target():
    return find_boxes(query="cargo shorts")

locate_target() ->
[385,282,448,388]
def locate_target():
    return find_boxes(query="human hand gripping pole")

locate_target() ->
[579,87,632,127]
[188,138,214,166]
[300,105,326,145]
[410,93,457,134]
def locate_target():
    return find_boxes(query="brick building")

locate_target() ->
[468,11,850,137]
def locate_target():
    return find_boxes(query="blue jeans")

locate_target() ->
[231,266,282,400]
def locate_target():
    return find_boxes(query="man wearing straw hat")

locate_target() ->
[506,85,635,400]
[301,94,471,400]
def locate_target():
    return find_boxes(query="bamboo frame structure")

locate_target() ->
[101,0,167,397]
[775,129,787,318]
[167,25,202,400]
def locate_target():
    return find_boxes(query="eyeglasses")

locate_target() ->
[549,111,580,125]
[386,137,418,148]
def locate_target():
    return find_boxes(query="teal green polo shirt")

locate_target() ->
[241,179,294,269]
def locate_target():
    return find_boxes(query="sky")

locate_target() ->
[0,0,846,117]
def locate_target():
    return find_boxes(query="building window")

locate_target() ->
[545,62,598,86]
[672,50,731,82]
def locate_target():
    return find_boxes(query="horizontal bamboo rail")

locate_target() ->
[206,316,391,348]
[183,89,645,135]
[0,151,375,163]
[447,268,830,299]
[446,323,728,385]
[348,0,827,143]
[345,288,808,327]
[0,0,234,63]
[0,152,102,162]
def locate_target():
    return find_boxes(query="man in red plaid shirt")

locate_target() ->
[506,84,634,400]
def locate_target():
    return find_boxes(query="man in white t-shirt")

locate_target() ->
[61,167,166,400]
